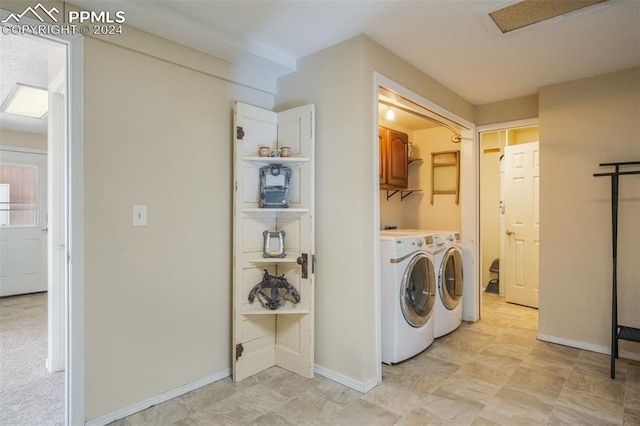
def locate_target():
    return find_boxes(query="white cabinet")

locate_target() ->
[232,102,315,381]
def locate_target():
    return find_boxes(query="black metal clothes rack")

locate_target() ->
[593,161,640,379]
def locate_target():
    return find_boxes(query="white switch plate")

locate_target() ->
[132,205,147,227]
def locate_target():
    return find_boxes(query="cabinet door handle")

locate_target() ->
[297,253,308,279]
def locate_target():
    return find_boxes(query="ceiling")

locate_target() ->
[69,0,640,106]
[1,1,638,136]
[0,34,62,134]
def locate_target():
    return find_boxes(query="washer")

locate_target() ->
[380,230,437,364]
[430,231,464,338]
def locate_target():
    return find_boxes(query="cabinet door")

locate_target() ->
[386,129,409,188]
[233,102,315,382]
[379,127,386,185]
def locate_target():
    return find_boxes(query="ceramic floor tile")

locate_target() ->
[394,407,454,426]
[492,329,538,349]
[179,378,237,412]
[433,375,501,406]
[556,386,624,425]
[505,366,566,397]
[360,379,425,416]
[624,407,640,426]
[470,353,522,377]
[565,369,626,403]
[475,396,551,426]
[384,370,449,399]
[247,411,295,425]
[426,341,479,366]
[260,370,319,399]
[105,293,640,426]
[418,390,485,424]
[573,356,628,381]
[454,360,511,387]
[203,383,289,424]
[625,383,640,409]
[519,356,574,379]
[232,366,288,391]
[310,376,362,406]
[402,353,462,375]
[470,416,502,426]
[547,404,619,426]
[480,341,532,360]
[495,385,556,417]
[330,399,401,425]
[277,389,343,424]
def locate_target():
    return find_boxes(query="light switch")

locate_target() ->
[132,205,147,227]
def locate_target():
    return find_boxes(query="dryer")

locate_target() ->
[380,230,437,364]
[430,231,464,338]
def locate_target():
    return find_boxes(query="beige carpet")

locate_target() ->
[0,292,64,426]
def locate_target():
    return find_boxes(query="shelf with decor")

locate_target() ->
[241,156,310,165]
[232,101,316,382]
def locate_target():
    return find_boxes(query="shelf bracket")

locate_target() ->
[386,190,399,201]
[400,191,415,201]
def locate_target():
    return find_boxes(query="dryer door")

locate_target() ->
[439,247,464,310]
[400,254,436,327]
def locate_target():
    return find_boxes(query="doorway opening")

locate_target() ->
[478,121,540,316]
[373,73,477,384]
[0,15,84,423]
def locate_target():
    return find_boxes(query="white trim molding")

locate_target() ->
[85,369,231,426]
[314,364,377,394]
[537,333,640,362]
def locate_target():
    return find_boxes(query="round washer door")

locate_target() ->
[439,247,464,310]
[400,253,436,328]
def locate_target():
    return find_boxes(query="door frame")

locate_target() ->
[372,72,477,385]
[477,118,538,318]
[0,9,86,424]
[0,147,48,296]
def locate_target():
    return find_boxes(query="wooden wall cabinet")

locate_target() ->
[379,126,409,189]
[232,102,315,382]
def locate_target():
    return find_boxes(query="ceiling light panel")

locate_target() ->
[1,83,49,119]
[489,0,609,33]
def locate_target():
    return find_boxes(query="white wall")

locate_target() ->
[277,34,474,388]
[414,127,462,231]
[0,129,47,151]
[83,35,274,419]
[538,67,640,356]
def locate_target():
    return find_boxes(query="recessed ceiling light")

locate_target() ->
[385,107,395,121]
[0,83,49,119]
[489,0,609,33]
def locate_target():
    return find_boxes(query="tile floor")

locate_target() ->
[111,293,640,425]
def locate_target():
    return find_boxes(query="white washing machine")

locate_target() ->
[430,231,464,338]
[380,230,437,364]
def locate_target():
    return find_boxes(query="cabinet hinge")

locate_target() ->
[312,254,315,274]
[235,343,244,361]
[236,126,245,140]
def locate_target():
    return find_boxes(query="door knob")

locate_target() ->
[297,253,308,279]
[506,229,515,236]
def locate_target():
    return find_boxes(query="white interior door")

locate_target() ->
[0,149,48,297]
[502,142,539,308]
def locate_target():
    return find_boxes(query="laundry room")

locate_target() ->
[378,92,463,233]
[376,87,468,366]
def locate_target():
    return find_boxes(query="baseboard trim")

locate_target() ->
[314,364,378,393]
[85,368,231,426]
[537,333,640,362]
